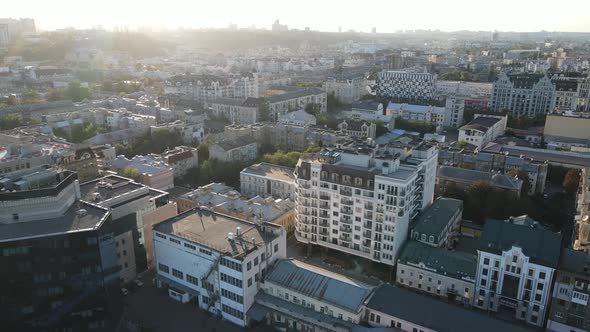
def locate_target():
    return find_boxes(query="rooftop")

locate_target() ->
[241,162,295,183]
[386,102,445,114]
[0,200,111,243]
[80,174,168,204]
[153,208,281,258]
[265,259,373,313]
[437,166,523,191]
[479,217,562,268]
[367,284,534,332]
[398,240,477,281]
[214,135,257,151]
[461,116,501,132]
[559,248,590,275]
[411,197,463,238]
[351,100,382,111]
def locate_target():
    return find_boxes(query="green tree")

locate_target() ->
[0,113,23,130]
[46,88,63,102]
[258,102,270,122]
[21,90,43,104]
[64,82,91,102]
[197,144,210,162]
[122,166,142,182]
[327,92,343,113]
[304,103,321,117]
[563,169,581,194]
[456,141,469,149]
[52,127,69,140]
[317,113,340,130]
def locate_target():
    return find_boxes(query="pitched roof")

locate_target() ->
[398,240,477,281]
[411,197,463,238]
[367,284,534,332]
[479,218,561,268]
[265,259,373,312]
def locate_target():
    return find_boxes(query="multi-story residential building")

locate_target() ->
[207,97,261,125]
[458,113,507,149]
[409,197,463,248]
[153,208,287,326]
[278,109,317,127]
[176,183,295,231]
[164,73,259,102]
[112,155,175,191]
[80,174,171,280]
[240,162,296,199]
[0,168,113,331]
[209,135,258,163]
[436,166,523,197]
[473,217,562,327]
[387,103,446,129]
[253,259,375,330]
[294,141,438,266]
[337,119,377,140]
[266,87,327,121]
[396,241,477,306]
[322,73,368,103]
[376,71,436,103]
[438,147,548,195]
[547,248,590,332]
[551,73,590,113]
[151,146,199,179]
[366,284,532,332]
[349,101,385,121]
[445,97,466,128]
[490,73,555,115]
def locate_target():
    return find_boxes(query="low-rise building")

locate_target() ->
[547,248,590,332]
[209,136,258,163]
[366,284,532,332]
[322,73,368,103]
[151,146,199,179]
[153,208,287,326]
[410,197,463,248]
[474,217,562,327]
[252,259,375,330]
[458,113,507,149]
[266,87,327,121]
[396,241,477,306]
[544,113,590,148]
[337,119,376,140]
[349,100,384,121]
[240,162,296,199]
[112,155,174,191]
[207,97,261,125]
[387,102,446,129]
[436,166,523,197]
[278,109,317,127]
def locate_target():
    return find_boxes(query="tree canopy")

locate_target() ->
[0,114,23,130]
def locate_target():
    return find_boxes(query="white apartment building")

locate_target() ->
[386,103,446,129]
[240,162,296,199]
[266,87,327,121]
[322,74,368,103]
[151,146,199,179]
[294,141,438,266]
[209,136,258,163]
[474,217,562,327]
[153,208,287,327]
[490,73,555,116]
[376,71,436,103]
[458,113,507,149]
[207,98,261,125]
[445,97,465,128]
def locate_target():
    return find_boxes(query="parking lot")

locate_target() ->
[113,272,274,332]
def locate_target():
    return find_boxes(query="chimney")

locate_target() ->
[228,232,234,241]
[236,227,241,237]
[252,238,256,247]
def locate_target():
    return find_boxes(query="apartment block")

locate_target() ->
[490,73,555,115]
[294,141,438,266]
[376,71,436,103]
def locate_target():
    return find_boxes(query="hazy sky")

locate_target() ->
[6,0,590,32]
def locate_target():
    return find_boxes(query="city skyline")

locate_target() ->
[4,0,590,33]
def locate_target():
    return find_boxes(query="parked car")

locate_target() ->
[133,279,144,288]
[121,288,129,296]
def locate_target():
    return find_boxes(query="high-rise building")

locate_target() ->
[376,71,436,103]
[490,73,555,115]
[294,140,438,265]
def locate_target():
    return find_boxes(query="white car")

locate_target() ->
[133,279,144,287]
[121,288,129,296]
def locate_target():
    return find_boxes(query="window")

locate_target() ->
[254,257,259,266]
[483,258,489,265]
[155,232,167,239]
[169,237,181,245]
[274,243,279,253]
[261,253,265,261]
[221,288,244,304]
[199,248,212,255]
[220,257,242,272]
[247,261,252,271]
[184,243,196,250]
[222,304,244,320]
[220,273,243,288]
[539,272,546,280]
[158,263,169,273]
[248,278,252,287]
[186,274,199,286]
[172,268,183,279]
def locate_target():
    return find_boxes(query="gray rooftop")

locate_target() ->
[241,162,295,182]
[0,201,111,243]
[80,175,146,201]
[411,197,463,238]
[479,218,562,268]
[267,87,324,103]
[559,248,590,275]
[153,208,280,258]
[367,284,534,332]
[398,240,477,281]
[265,259,373,313]
[215,135,257,151]
[437,166,522,191]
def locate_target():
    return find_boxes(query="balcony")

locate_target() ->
[319,230,329,236]
[363,221,372,229]
[341,198,354,205]
[318,221,329,228]
[363,231,372,238]
[319,195,330,200]
[319,203,330,210]
[340,225,352,233]
[340,189,353,197]
[364,213,373,220]
[319,212,329,218]
[364,203,374,210]
[340,207,353,215]
[340,217,353,224]
[376,207,384,213]
[339,234,352,242]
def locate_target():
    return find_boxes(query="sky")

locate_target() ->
[5,0,590,33]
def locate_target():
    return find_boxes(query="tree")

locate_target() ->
[46,88,63,102]
[21,90,43,104]
[261,150,302,168]
[373,120,389,137]
[64,82,91,102]
[122,166,142,182]
[327,92,343,113]
[258,102,270,122]
[52,127,69,140]
[563,169,581,194]
[456,141,469,149]
[0,113,23,130]
[304,103,321,117]
[317,114,340,130]
[197,144,210,162]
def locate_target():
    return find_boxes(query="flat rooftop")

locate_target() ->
[153,208,280,258]
[0,201,111,243]
[80,175,146,202]
[241,162,295,183]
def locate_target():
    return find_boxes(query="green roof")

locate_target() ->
[411,197,463,239]
[479,218,561,268]
[397,240,477,281]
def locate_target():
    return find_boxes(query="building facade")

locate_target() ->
[240,162,296,199]
[376,71,436,103]
[294,141,438,266]
[490,73,555,115]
